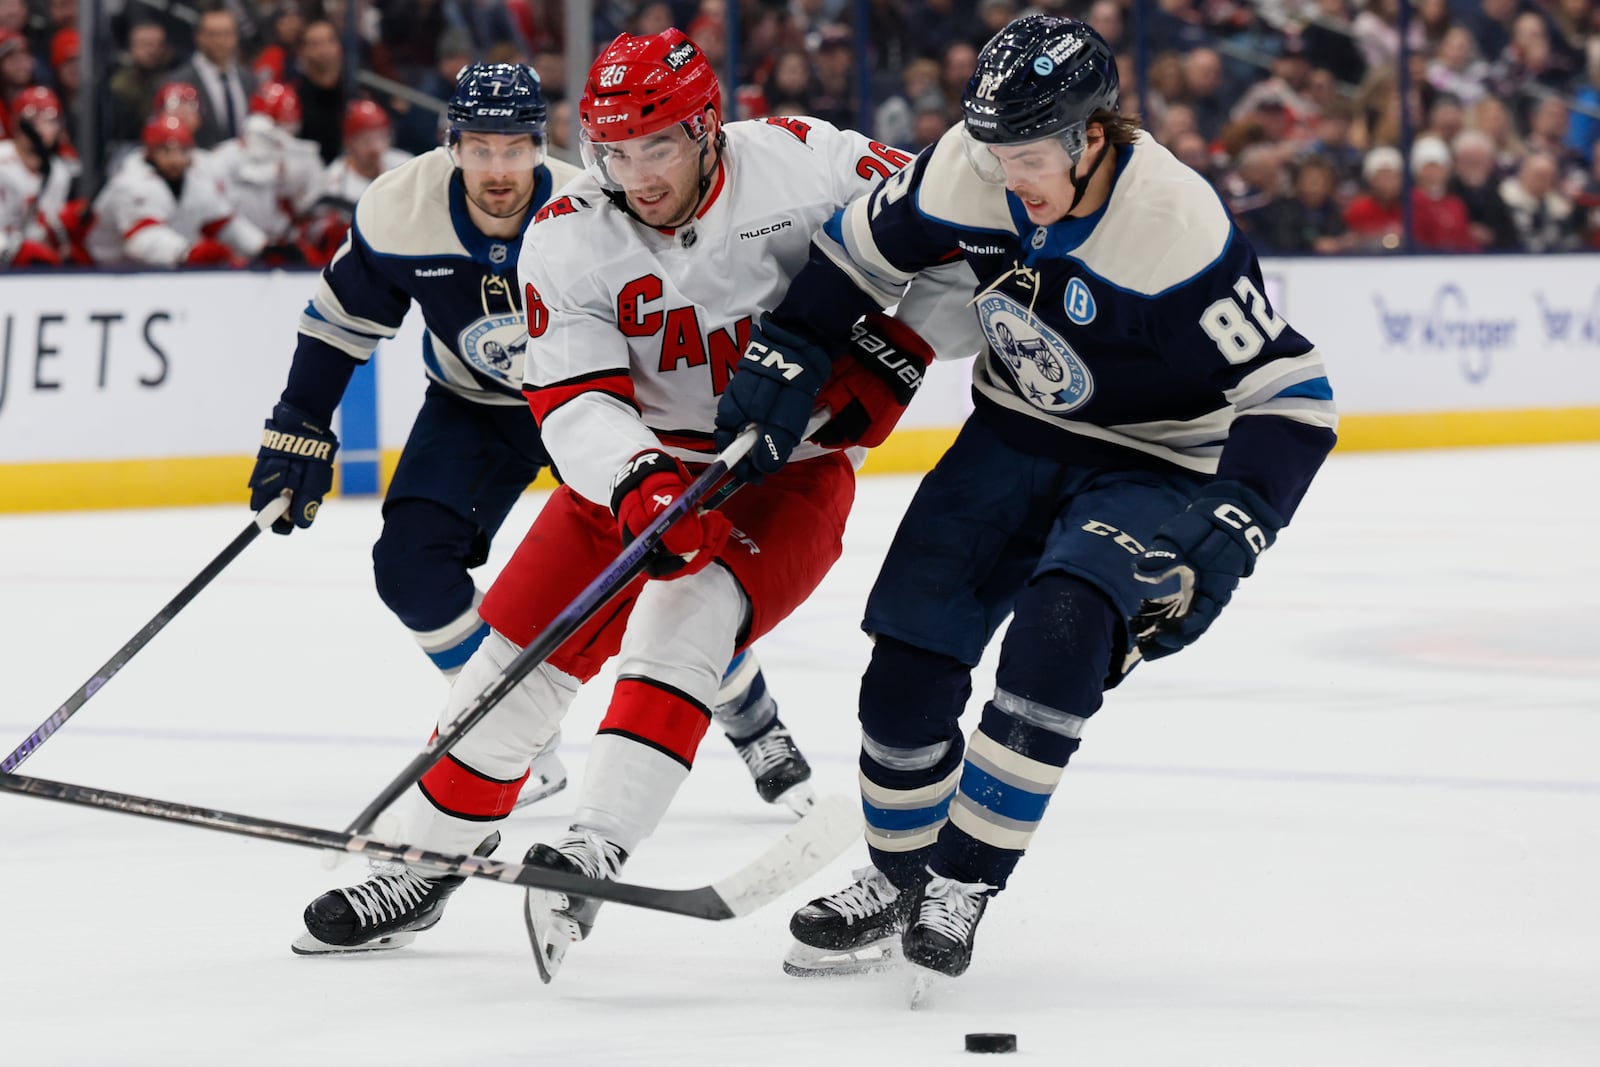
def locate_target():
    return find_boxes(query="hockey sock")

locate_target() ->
[711,650,779,741]
[934,573,1117,889]
[410,593,491,677]
[574,677,713,852]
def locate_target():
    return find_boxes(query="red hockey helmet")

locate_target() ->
[153,81,200,114]
[13,85,62,128]
[250,81,302,130]
[143,112,195,150]
[343,99,390,142]
[578,29,721,145]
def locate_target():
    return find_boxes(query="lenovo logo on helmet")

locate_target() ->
[663,42,698,70]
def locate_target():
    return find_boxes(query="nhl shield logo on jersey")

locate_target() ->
[976,293,1094,413]
[459,314,530,385]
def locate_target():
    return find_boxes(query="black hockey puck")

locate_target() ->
[965,1033,1017,1054]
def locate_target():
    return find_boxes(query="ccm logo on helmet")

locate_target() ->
[478,107,514,116]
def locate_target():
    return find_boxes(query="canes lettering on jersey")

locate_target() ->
[616,274,750,392]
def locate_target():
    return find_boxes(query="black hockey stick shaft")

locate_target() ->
[2,495,292,774]
[0,769,737,919]
[342,427,760,836]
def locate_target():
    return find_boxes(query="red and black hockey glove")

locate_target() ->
[610,450,732,580]
[809,312,934,449]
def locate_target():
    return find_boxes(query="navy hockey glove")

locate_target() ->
[809,313,934,450]
[1131,482,1283,661]
[610,450,732,579]
[248,402,339,534]
[713,315,833,482]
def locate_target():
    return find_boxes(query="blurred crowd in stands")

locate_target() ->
[1,0,1597,268]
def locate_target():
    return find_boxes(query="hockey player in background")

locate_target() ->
[208,81,324,258]
[715,15,1338,985]
[0,86,87,266]
[289,29,950,978]
[86,112,262,266]
[321,100,412,204]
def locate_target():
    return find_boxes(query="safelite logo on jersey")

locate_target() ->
[976,292,1094,413]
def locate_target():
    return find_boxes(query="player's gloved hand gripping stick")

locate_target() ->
[1,494,292,773]
[341,425,762,837]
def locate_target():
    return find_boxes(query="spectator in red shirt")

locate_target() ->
[1408,136,1479,251]
[1344,145,1404,249]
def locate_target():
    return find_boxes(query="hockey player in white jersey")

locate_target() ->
[320,100,412,204]
[208,81,324,255]
[717,15,1338,986]
[87,112,264,266]
[249,62,808,819]
[0,86,84,266]
[290,29,945,977]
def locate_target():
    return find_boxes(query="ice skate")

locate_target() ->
[730,720,815,814]
[782,866,915,977]
[715,653,814,814]
[901,872,995,985]
[292,832,500,955]
[511,745,569,810]
[521,828,628,983]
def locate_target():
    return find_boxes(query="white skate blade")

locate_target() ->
[781,937,899,978]
[907,965,941,1009]
[289,929,419,956]
[773,781,816,816]
[512,752,569,811]
[523,887,581,984]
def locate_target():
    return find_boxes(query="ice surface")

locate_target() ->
[2,445,1596,1065]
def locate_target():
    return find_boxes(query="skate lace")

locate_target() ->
[555,829,626,881]
[737,728,799,776]
[341,867,434,928]
[822,867,899,923]
[916,876,994,942]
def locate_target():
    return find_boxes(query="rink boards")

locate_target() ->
[2,255,1598,511]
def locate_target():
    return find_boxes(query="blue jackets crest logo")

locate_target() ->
[1064,277,1096,324]
[976,292,1094,413]
[459,314,529,384]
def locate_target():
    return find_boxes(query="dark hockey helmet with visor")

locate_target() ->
[447,62,547,170]
[961,15,1119,183]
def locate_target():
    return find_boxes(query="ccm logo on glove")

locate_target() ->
[744,340,809,382]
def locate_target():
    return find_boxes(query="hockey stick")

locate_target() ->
[342,426,760,836]
[0,770,860,921]
[2,495,292,773]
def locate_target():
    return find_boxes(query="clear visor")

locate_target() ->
[451,135,542,172]
[580,124,702,194]
[961,126,1078,186]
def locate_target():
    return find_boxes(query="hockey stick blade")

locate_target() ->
[0,771,860,922]
[2,493,291,773]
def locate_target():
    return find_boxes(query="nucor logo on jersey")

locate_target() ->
[738,219,792,241]
[977,292,1094,413]
[617,273,750,395]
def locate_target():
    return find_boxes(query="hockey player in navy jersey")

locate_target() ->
[715,15,1338,984]
[247,63,802,811]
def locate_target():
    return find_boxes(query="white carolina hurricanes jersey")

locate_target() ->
[0,140,73,256]
[209,118,325,242]
[518,116,921,506]
[319,147,414,205]
[87,149,257,264]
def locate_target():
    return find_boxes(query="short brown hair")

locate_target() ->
[1089,108,1143,146]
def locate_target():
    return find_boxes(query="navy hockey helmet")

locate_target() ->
[447,62,547,145]
[962,15,1119,164]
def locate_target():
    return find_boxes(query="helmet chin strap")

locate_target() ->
[1064,138,1111,218]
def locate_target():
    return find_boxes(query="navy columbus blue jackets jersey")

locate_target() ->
[288,147,582,416]
[775,128,1338,520]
